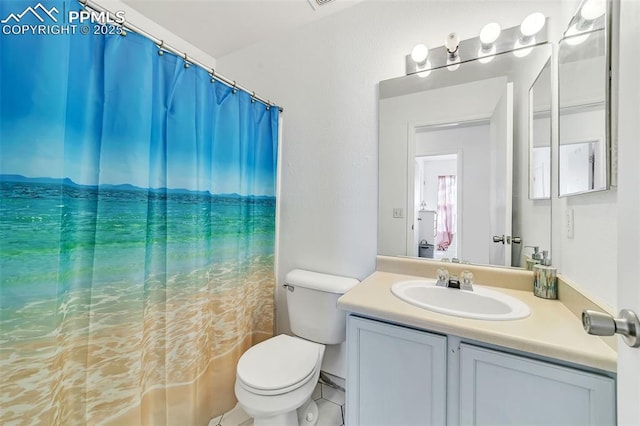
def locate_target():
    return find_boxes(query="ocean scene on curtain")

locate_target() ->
[0,1,279,424]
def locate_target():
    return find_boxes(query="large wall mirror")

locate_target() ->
[379,43,552,268]
[558,0,610,197]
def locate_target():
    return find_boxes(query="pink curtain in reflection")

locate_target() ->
[435,175,456,250]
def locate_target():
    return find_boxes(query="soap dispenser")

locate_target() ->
[533,251,557,299]
[524,246,542,271]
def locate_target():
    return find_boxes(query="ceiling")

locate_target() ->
[121,0,365,59]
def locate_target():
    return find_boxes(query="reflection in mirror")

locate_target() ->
[529,59,552,200]
[558,3,609,197]
[379,43,552,268]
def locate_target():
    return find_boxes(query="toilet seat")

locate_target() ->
[236,334,323,396]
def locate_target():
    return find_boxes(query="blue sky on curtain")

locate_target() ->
[0,0,279,424]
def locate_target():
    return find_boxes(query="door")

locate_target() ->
[489,82,514,266]
[616,0,640,422]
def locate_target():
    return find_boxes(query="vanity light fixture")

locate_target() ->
[410,44,433,76]
[520,12,545,38]
[478,22,501,64]
[411,44,429,65]
[417,65,432,78]
[405,17,548,75]
[563,0,605,46]
[580,0,606,21]
[564,22,592,45]
[514,12,545,58]
[445,32,461,71]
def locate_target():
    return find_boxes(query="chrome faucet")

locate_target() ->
[436,268,474,291]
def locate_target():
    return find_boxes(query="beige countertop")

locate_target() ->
[338,266,617,373]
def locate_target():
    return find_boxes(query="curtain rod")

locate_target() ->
[78,0,283,113]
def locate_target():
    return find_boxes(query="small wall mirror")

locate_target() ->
[558,0,610,197]
[529,59,551,200]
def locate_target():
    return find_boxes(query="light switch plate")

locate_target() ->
[393,208,404,219]
[566,208,574,239]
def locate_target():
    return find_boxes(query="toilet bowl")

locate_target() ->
[235,334,325,426]
[233,269,359,426]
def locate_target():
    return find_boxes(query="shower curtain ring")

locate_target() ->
[251,92,256,103]
[210,68,216,83]
[183,53,190,69]
[232,81,238,94]
[157,40,164,56]
[266,100,271,110]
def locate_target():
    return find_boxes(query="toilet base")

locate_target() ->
[252,399,318,426]
[297,399,319,425]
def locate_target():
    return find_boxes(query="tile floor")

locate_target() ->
[208,382,345,426]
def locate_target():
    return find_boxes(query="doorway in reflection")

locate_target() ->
[414,154,459,261]
[410,118,497,265]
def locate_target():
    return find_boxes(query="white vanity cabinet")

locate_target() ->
[459,344,616,425]
[345,315,447,425]
[346,315,616,426]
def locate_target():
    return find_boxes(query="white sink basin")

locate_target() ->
[391,279,531,321]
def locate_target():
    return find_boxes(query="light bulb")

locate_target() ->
[480,23,501,45]
[445,32,460,53]
[520,12,545,37]
[411,44,429,64]
[580,0,606,20]
[565,23,592,45]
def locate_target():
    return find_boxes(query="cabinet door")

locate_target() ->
[346,316,447,426]
[459,343,615,426]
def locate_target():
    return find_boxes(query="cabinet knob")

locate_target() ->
[582,309,640,348]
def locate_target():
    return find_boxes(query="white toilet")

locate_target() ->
[234,269,359,426]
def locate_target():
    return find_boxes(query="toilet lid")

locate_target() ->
[237,334,321,392]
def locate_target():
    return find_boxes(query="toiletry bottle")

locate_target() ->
[533,251,557,299]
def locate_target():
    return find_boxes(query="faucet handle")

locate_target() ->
[461,271,474,291]
[436,267,449,287]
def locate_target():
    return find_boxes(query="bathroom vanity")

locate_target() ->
[338,256,616,426]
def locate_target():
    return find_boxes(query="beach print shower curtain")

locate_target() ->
[0,1,279,424]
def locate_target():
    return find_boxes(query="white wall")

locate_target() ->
[97,0,216,66]
[217,0,563,378]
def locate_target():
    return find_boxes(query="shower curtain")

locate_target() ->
[0,1,279,424]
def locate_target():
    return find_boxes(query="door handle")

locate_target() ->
[582,309,640,348]
[492,235,505,244]
[512,237,522,244]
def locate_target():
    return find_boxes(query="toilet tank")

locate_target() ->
[284,269,359,345]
